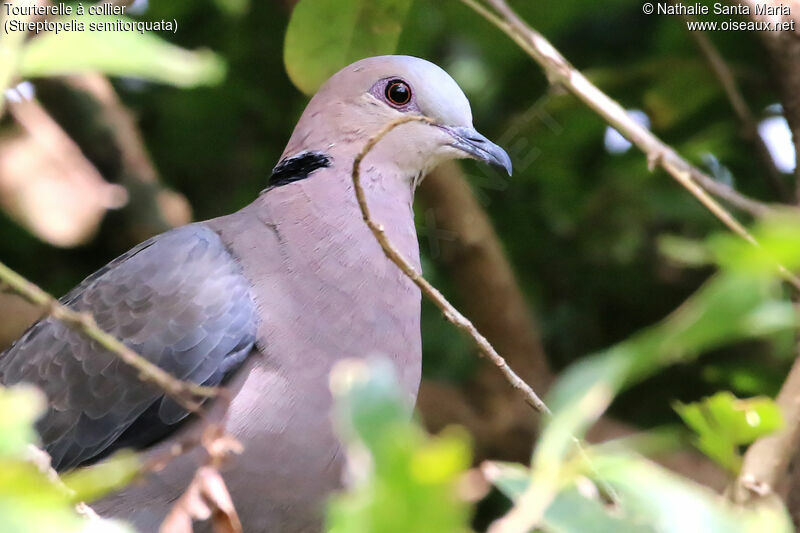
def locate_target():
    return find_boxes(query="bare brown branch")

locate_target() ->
[418,162,553,392]
[462,0,775,221]
[734,348,800,504]
[460,0,800,289]
[7,98,126,211]
[0,260,217,413]
[3,97,129,246]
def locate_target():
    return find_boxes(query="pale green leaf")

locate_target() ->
[326,358,471,533]
[0,386,46,459]
[657,234,712,268]
[485,461,651,533]
[62,451,141,504]
[710,211,800,276]
[591,453,792,533]
[486,453,792,533]
[674,392,782,473]
[0,461,80,533]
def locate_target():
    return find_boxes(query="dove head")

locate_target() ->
[280,55,512,188]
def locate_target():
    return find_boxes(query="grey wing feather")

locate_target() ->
[0,224,257,470]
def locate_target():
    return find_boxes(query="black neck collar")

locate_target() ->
[267,151,332,189]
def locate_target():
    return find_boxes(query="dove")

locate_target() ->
[0,55,512,532]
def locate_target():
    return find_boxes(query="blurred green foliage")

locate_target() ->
[0,386,132,533]
[326,225,799,533]
[476,214,800,532]
[674,392,782,473]
[434,215,797,531]
[60,451,140,506]
[327,359,472,533]
[486,449,792,533]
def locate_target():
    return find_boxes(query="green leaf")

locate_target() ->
[674,392,782,473]
[0,458,131,533]
[544,486,654,533]
[0,386,46,459]
[0,387,133,532]
[484,461,651,533]
[548,271,794,424]
[331,358,412,450]
[18,16,225,87]
[485,453,792,533]
[710,211,800,276]
[326,358,472,533]
[481,461,530,501]
[61,451,141,504]
[486,219,798,532]
[591,452,792,533]
[0,461,81,533]
[521,271,794,521]
[284,0,413,95]
[701,362,784,396]
[510,243,794,527]
[213,0,250,16]
[587,426,688,459]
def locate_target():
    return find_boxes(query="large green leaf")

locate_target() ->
[485,453,792,533]
[61,451,141,504]
[709,211,800,277]
[0,386,133,533]
[591,453,792,533]
[489,217,800,531]
[0,461,85,533]
[284,0,413,95]
[485,461,650,533]
[18,16,225,87]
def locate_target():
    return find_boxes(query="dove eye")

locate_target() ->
[385,79,412,107]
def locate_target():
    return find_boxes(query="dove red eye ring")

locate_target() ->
[385,79,412,107]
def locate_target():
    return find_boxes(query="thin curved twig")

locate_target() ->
[351,114,630,524]
[350,114,550,415]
